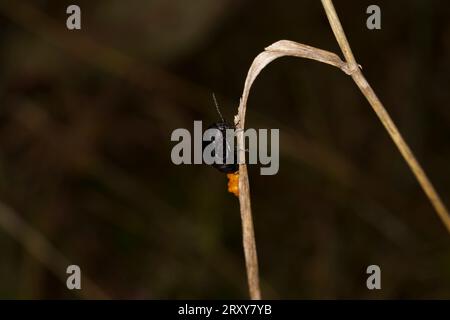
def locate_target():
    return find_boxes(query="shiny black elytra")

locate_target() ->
[203,94,238,174]
[202,121,238,173]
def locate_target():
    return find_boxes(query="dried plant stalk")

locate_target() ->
[235,0,450,299]
[235,41,358,300]
[320,0,450,231]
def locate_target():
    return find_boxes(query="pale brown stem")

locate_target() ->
[321,0,450,233]
[237,164,261,299]
[235,0,450,301]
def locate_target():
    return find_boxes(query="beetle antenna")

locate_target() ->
[212,93,225,123]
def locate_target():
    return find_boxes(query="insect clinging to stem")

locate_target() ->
[203,93,239,196]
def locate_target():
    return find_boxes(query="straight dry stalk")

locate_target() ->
[236,163,260,299]
[321,0,450,232]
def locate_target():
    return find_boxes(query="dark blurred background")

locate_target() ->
[0,0,450,299]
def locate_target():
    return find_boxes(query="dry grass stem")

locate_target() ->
[235,40,359,300]
[321,0,450,232]
[236,0,450,299]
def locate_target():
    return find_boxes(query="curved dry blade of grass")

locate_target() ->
[235,41,360,300]
[236,1,450,300]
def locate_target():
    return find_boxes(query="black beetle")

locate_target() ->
[202,94,238,174]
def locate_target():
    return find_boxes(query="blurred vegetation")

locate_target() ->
[0,0,450,298]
